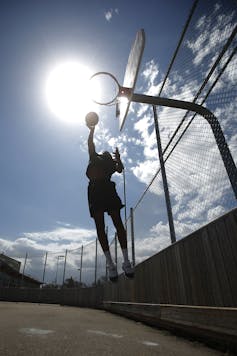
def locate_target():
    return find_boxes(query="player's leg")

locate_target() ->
[93,211,118,282]
[110,210,134,278]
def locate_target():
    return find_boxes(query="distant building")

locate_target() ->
[0,253,41,288]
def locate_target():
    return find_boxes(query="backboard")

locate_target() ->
[116,29,145,131]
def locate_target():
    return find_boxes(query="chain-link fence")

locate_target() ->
[4,240,104,288]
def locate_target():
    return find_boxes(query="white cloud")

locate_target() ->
[0,225,100,285]
[0,226,96,259]
[23,226,96,244]
[134,217,202,263]
[207,205,226,221]
[104,8,119,22]
[186,11,236,67]
[135,235,169,263]
[56,221,72,227]
[105,10,112,22]
[142,59,159,86]
[131,160,161,192]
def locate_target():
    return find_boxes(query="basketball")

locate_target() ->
[85,112,99,127]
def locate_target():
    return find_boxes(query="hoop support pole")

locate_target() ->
[131,92,237,199]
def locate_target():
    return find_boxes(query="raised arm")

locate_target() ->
[88,126,96,159]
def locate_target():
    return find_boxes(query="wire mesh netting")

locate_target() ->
[125,0,237,263]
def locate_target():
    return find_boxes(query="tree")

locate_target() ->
[63,277,87,288]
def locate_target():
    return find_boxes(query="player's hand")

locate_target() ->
[113,147,120,161]
[87,123,95,130]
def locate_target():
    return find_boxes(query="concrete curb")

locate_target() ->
[103,302,237,353]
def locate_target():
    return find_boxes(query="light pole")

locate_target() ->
[77,268,81,286]
[21,252,28,287]
[42,252,48,285]
[62,250,68,287]
[79,245,83,285]
[94,239,98,285]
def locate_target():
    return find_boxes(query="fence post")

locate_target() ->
[130,208,136,267]
[42,252,48,284]
[62,250,68,286]
[123,169,128,232]
[80,245,83,285]
[153,105,176,243]
[94,238,98,285]
[115,233,118,265]
[21,252,28,287]
[105,226,109,278]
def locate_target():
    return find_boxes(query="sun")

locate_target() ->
[45,61,100,124]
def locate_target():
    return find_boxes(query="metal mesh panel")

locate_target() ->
[109,234,123,275]
[64,247,82,286]
[124,0,237,262]
[79,240,96,286]
[21,251,46,283]
[44,251,65,286]
[125,215,133,264]
[157,0,237,236]
[132,175,171,263]
[95,240,106,284]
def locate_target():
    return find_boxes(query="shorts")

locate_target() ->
[88,180,124,217]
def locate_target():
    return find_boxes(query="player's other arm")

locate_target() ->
[114,147,124,173]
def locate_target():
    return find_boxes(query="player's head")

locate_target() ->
[102,151,113,160]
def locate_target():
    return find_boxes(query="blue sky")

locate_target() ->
[0,0,192,237]
[0,0,236,282]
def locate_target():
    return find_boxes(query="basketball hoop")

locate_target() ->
[89,71,133,106]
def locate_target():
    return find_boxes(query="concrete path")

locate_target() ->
[0,302,225,356]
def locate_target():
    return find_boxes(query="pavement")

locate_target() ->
[0,302,227,356]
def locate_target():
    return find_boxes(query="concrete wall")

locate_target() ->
[0,286,103,307]
[101,207,237,352]
[103,207,237,307]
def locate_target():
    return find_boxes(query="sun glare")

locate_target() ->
[45,61,100,124]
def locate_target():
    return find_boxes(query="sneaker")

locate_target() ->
[122,261,134,278]
[108,264,118,282]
